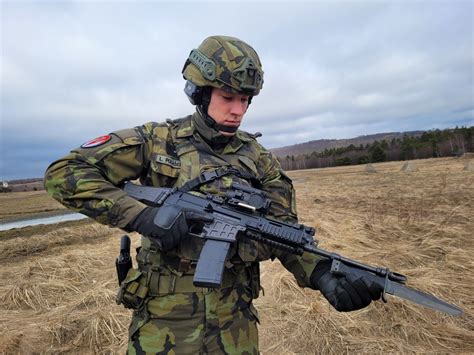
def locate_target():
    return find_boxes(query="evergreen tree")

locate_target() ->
[369,141,386,162]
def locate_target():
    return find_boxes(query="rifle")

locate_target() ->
[123,181,462,316]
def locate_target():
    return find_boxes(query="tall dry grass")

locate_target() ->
[0,157,472,353]
[0,223,133,353]
[256,157,473,353]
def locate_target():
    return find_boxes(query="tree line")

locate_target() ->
[278,126,474,171]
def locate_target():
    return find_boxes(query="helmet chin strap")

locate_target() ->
[197,105,239,134]
[207,116,239,133]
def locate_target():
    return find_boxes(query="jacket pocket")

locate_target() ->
[150,158,181,178]
[149,156,181,187]
[116,268,149,310]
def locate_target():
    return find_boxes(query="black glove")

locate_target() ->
[310,259,383,312]
[127,205,213,251]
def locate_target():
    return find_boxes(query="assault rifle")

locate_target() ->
[123,182,462,316]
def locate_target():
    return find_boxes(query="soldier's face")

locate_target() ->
[208,88,250,136]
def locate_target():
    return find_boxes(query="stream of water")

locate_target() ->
[0,213,88,231]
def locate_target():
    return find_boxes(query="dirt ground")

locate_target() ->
[0,157,473,353]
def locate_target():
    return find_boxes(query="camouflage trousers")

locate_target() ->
[127,284,259,354]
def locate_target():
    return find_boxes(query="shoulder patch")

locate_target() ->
[80,135,111,148]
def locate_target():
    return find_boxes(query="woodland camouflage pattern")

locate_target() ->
[44,112,322,353]
[127,284,260,354]
[183,35,264,96]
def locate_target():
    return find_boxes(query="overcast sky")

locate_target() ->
[1,1,473,180]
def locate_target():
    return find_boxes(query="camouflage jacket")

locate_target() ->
[44,113,321,287]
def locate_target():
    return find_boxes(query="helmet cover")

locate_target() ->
[182,35,264,96]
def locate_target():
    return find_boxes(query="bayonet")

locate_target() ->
[322,254,463,316]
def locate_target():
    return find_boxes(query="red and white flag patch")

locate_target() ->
[80,135,111,148]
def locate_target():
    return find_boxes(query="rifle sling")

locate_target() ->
[178,136,259,192]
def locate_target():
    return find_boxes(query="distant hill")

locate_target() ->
[271,131,424,157]
[1,178,44,192]
[7,178,43,185]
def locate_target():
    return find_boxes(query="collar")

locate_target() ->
[174,112,250,154]
[175,115,194,138]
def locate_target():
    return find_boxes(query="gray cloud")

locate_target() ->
[1,1,473,179]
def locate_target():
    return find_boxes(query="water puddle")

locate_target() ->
[0,213,88,231]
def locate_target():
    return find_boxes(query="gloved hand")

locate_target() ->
[310,259,383,312]
[127,205,213,251]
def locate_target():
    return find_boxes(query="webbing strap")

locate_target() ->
[179,166,255,193]
[147,268,251,296]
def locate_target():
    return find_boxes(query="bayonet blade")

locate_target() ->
[385,280,463,316]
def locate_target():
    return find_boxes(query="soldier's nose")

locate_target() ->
[230,100,245,115]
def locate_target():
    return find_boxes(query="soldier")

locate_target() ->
[44,35,382,354]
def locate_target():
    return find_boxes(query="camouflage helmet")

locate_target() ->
[182,35,264,96]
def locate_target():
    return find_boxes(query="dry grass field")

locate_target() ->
[0,157,473,353]
[0,190,66,221]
